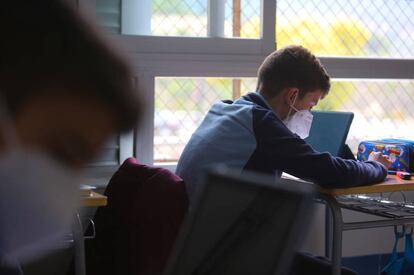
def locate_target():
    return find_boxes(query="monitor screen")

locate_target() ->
[305,111,354,156]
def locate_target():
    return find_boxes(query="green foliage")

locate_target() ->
[314,82,355,111]
[152,0,203,15]
[156,78,235,112]
[205,78,233,98]
[276,14,371,56]
[275,15,371,109]
[156,79,196,110]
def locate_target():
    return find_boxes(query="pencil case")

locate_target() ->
[356,139,414,172]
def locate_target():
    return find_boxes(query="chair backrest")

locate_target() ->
[164,167,315,275]
[85,157,189,275]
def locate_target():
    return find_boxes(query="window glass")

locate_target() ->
[96,0,261,38]
[155,78,414,162]
[152,0,207,36]
[224,0,261,38]
[154,77,256,162]
[314,80,414,153]
[277,0,414,57]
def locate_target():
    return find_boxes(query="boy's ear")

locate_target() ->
[284,87,300,106]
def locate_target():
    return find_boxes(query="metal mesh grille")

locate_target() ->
[277,0,414,57]
[224,0,261,38]
[152,0,207,36]
[314,80,414,152]
[95,0,261,38]
[155,78,414,163]
[154,78,256,162]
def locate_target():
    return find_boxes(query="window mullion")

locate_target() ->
[261,0,276,54]
[134,73,155,165]
[208,0,226,37]
[119,130,134,163]
[320,57,414,79]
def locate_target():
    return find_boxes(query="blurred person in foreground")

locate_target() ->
[0,1,141,274]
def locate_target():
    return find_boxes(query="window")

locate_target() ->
[88,0,274,56]
[154,77,256,162]
[96,0,262,38]
[275,0,414,156]
[314,80,414,152]
[277,0,414,57]
[79,0,414,168]
[155,78,414,163]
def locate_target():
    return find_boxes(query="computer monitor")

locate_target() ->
[305,111,354,157]
[164,167,315,275]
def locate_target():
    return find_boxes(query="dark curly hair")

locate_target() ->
[256,45,330,99]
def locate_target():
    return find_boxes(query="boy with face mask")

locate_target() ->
[0,0,141,273]
[176,46,391,274]
[177,45,390,202]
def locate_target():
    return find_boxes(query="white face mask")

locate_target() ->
[0,103,80,263]
[283,93,314,139]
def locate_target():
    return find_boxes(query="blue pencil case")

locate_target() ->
[357,139,414,173]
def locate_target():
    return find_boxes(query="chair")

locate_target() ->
[85,158,189,275]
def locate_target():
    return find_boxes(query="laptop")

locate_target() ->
[305,111,354,157]
[163,167,315,275]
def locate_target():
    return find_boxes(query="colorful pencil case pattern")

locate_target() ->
[357,139,414,172]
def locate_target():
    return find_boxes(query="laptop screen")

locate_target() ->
[164,168,314,275]
[305,111,354,156]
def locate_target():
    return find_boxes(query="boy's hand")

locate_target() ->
[368,152,392,169]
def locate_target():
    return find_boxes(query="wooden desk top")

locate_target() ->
[319,175,414,196]
[80,191,107,207]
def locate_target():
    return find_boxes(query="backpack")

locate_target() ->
[381,226,414,275]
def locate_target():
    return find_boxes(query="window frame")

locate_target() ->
[81,0,276,56]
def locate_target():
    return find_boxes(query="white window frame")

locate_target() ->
[78,0,414,173]
[80,0,276,56]
[319,57,414,80]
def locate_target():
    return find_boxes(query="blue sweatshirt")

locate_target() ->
[176,92,387,200]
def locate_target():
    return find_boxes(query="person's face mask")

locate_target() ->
[0,104,80,264]
[283,92,314,139]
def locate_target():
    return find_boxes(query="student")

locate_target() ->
[176,45,391,275]
[0,1,141,274]
[177,45,390,202]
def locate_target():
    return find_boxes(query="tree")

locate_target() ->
[277,15,371,56]
[275,15,372,110]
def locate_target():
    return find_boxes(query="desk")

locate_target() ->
[81,191,107,207]
[318,175,414,275]
[73,191,107,275]
[320,175,414,196]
